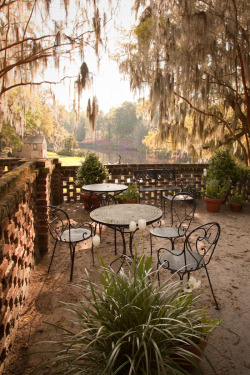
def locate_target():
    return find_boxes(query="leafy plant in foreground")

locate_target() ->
[34,255,220,374]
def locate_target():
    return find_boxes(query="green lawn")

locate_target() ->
[47,152,83,166]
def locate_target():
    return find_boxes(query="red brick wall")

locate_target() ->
[51,162,210,204]
[0,159,55,371]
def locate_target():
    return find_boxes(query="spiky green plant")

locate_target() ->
[34,255,220,374]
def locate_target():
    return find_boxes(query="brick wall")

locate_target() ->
[51,162,249,204]
[51,162,209,204]
[0,159,55,372]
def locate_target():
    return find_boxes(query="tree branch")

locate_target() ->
[174,91,249,164]
[0,75,79,95]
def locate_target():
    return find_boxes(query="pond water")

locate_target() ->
[81,148,199,165]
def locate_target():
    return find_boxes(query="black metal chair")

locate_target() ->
[133,169,181,205]
[157,222,221,310]
[150,192,196,254]
[44,205,92,281]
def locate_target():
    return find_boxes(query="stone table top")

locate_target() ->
[82,183,128,194]
[90,204,162,228]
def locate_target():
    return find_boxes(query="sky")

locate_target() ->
[45,0,145,114]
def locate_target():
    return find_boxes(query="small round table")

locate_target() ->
[90,203,162,228]
[81,183,128,208]
[90,204,163,269]
[82,183,128,195]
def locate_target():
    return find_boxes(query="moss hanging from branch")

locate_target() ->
[118,0,250,165]
[87,96,98,131]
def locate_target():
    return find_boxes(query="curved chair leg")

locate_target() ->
[204,265,220,310]
[150,233,153,256]
[48,239,58,273]
[70,243,76,282]
[91,243,95,266]
[157,261,161,285]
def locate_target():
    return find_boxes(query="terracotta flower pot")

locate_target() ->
[204,197,223,213]
[229,202,242,212]
[121,199,138,204]
[80,192,101,210]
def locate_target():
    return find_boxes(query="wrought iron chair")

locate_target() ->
[133,169,181,205]
[44,205,92,281]
[157,222,221,310]
[150,192,196,254]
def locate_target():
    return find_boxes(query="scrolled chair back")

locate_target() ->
[184,222,221,267]
[170,192,196,233]
[44,205,70,242]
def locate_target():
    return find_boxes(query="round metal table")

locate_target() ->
[90,204,162,269]
[82,183,128,194]
[81,183,128,209]
[90,203,162,228]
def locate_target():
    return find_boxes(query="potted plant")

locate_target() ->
[206,149,241,186]
[183,184,200,199]
[115,182,140,203]
[76,151,109,210]
[36,252,220,374]
[204,178,231,212]
[228,188,246,212]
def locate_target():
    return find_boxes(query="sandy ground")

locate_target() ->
[1,199,250,375]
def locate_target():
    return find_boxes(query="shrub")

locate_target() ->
[35,254,220,374]
[57,149,74,156]
[206,149,241,185]
[115,182,140,201]
[205,179,231,199]
[76,151,109,185]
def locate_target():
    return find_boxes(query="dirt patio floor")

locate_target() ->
[2,199,250,375]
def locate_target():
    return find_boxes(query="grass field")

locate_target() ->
[47,152,83,166]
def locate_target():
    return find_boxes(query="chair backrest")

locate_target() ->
[155,169,176,183]
[184,222,221,267]
[133,169,157,182]
[133,168,176,187]
[170,192,196,234]
[44,205,70,242]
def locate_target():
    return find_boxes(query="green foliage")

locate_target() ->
[183,184,200,197]
[205,179,231,199]
[108,102,138,138]
[115,183,140,201]
[64,135,78,151]
[75,149,86,157]
[35,254,220,374]
[76,151,109,185]
[237,165,250,183]
[1,122,22,150]
[57,149,75,156]
[206,149,241,185]
[228,189,246,206]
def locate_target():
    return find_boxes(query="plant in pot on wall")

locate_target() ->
[115,182,140,203]
[228,188,247,212]
[76,151,109,210]
[204,178,231,213]
[36,246,221,374]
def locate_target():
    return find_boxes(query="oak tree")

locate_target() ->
[119,0,250,165]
